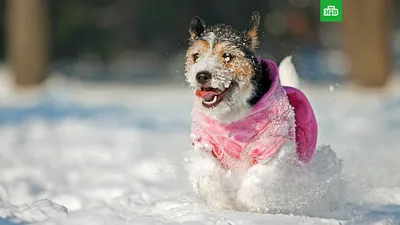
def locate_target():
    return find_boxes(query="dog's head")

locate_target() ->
[185,12,267,123]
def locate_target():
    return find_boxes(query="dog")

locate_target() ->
[184,12,318,213]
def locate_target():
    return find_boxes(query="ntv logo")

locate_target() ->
[320,0,342,22]
[324,6,339,17]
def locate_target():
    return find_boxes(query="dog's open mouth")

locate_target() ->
[195,87,230,108]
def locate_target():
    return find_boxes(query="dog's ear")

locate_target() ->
[189,16,205,40]
[245,11,261,51]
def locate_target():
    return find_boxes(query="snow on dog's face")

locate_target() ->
[185,12,262,123]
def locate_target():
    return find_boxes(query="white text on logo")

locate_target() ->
[323,6,339,16]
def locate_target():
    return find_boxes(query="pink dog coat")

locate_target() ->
[191,59,317,172]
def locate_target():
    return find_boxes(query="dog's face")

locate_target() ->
[185,12,262,123]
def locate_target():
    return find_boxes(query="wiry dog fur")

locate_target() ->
[184,12,344,214]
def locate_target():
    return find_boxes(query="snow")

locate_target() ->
[0,75,400,224]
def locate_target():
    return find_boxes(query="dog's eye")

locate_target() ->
[222,53,232,62]
[193,53,199,61]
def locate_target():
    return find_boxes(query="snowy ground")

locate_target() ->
[0,75,400,224]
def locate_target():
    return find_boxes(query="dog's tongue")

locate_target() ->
[195,89,218,101]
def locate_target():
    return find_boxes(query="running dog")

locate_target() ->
[184,11,318,212]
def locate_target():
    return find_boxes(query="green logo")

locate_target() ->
[320,0,342,22]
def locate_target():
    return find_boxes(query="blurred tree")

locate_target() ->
[0,0,5,60]
[48,0,117,60]
[342,0,391,87]
[6,0,49,86]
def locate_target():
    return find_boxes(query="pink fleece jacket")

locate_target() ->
[191,59,317,172]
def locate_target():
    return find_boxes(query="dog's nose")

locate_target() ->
[196,71,212,84]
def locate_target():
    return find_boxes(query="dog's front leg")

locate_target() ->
[236,141,296,212]
[187,142,234,210]
[235,163,269,212]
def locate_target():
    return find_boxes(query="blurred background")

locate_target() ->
[0,0,399,87]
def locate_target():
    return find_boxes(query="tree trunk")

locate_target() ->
[6,0,49,87]
[341,0,391,87]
